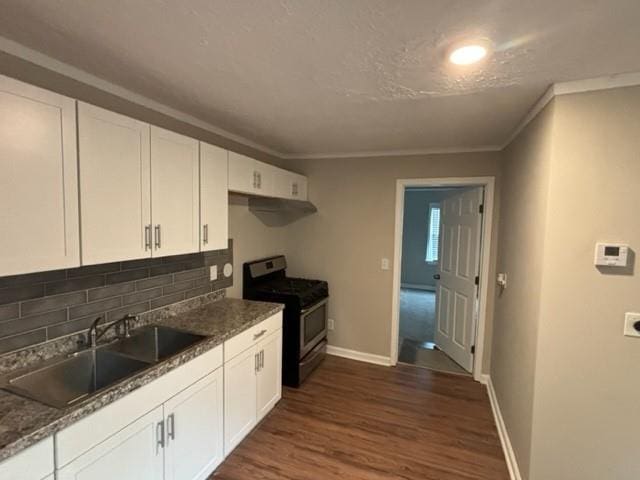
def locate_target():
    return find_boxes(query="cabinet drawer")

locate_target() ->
[57,344,222,468]
[224,312,282,362]
[0,436,53,480]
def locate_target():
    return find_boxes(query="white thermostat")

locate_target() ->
[594,243,629,267]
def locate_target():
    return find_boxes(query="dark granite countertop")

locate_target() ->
[0,296,283,463]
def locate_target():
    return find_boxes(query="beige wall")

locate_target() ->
[227,195,288,299]
[491,101,556,476]
[528,87,640,480]
[281,153,501,369]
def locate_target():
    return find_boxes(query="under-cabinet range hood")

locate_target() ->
[249,197,318,226]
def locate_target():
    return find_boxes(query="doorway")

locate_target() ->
[390,177,495,382]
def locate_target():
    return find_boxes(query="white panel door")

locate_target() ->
[0,436,54,480]
[228,151,258,194]
[150,126,199,257]
[78,103,151,264]
[57,406,164,480]
[164,367,224,480]
[0,75,79,276]
[224,346,257,456]
[289,172,307,201]
[434,187,483,372]
[200,143,228,252]
[256,329,282,422]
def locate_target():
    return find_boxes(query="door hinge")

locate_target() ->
[474,275,479,286]
[479,204,484,214]
[471,345,476,354]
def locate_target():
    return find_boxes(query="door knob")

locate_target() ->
[433,274,441,280]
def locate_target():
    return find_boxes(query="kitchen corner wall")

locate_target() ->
[280,152,502,372]
[0,243,233,355]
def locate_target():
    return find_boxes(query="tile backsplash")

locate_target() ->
[0,241,233,354]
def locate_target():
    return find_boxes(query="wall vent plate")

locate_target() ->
[624,313,640,338]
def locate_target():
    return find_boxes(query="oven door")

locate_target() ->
[299,298,328,359]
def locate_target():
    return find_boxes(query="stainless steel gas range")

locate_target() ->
[243,256,328,387]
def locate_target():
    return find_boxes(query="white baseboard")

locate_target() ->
[485,377,523,480]
[400,283,436,292]
[326,345,392,366]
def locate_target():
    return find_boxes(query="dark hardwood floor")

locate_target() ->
[212,355,509,480]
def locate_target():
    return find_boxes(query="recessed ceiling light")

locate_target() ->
[449,44,488,66]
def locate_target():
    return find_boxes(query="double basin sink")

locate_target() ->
[1,326,205,409]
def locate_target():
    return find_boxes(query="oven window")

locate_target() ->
[304,303,327,345]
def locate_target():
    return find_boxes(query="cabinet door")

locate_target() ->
[256,329,283,422]
[78,103,151,264]
[164,367,224,480]
[290,173,308,201]
[228,151,257,194]
[200,143,228,252]
[0,75,79,276]
[0,436,53,480]
[57,406,164,480]
[150,126,200,257]
[224,346,257,456]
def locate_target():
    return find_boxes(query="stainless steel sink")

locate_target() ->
[106,326,206,363]
[2,348,150,409]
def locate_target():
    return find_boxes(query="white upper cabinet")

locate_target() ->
[228,151,274,197]
[78,103,152,264]
[200,143,228,252]
[150,127,200,257]
[0,75,80,276]
[228,151,307,201]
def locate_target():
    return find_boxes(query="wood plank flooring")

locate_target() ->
[212,355,509,480]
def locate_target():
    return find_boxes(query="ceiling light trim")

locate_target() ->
[0,36,285,158]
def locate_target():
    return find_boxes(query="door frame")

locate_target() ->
[390,176,495,382]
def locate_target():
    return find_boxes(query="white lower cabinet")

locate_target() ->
[57,406,164,480]
[224,320,283,456]
[164,368,224,480]
[0,436,54,480]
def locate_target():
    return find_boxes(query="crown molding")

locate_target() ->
[281,144,502,160]
[0,36,285,158]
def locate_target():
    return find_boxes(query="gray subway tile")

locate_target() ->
[106,302,150,322]
[45,275,105,296]
[184,285,211,300]
[0,310,67,338]
[136,274,173,291]
[67,262,120,278]
[150,292,185,310]
[121,258,163,271]
[88,282,136,302]
[149,263,189,277]
[174,268,206,283]
[161,253,203,264]
[0,284,45,306]
[69,297,121,320]
[0,269,66,289]
[106,268,149,285]
[21,291,86,316]
[0,329,47,354]
[47,315,96,340]
[0,303,19,322]
[123,287,163,306]
[163,279,196,295]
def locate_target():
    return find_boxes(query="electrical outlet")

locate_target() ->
[381,258,390,270]
[624,312,640,337]
[210,265,218,281]
[328,318,335,331]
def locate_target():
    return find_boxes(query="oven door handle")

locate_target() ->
[300,298,329,316]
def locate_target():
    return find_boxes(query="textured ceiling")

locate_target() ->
[1,0,639,157]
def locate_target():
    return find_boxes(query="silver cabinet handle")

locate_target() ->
[252,171,257,188]
[253,329,267,340]
[203,224,209,245]
[260,349,264,369]
[167,413,175,442]
[156,420,165,454]
[154,224,161,249]
[144,225,152,250]
[292,182,298,196]
[255,352,259,373]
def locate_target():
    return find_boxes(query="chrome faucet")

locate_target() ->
[87,314,136,348]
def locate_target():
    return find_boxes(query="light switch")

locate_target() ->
[381,258,390,270]
[624,312,640,338]
[210,265,218,281]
